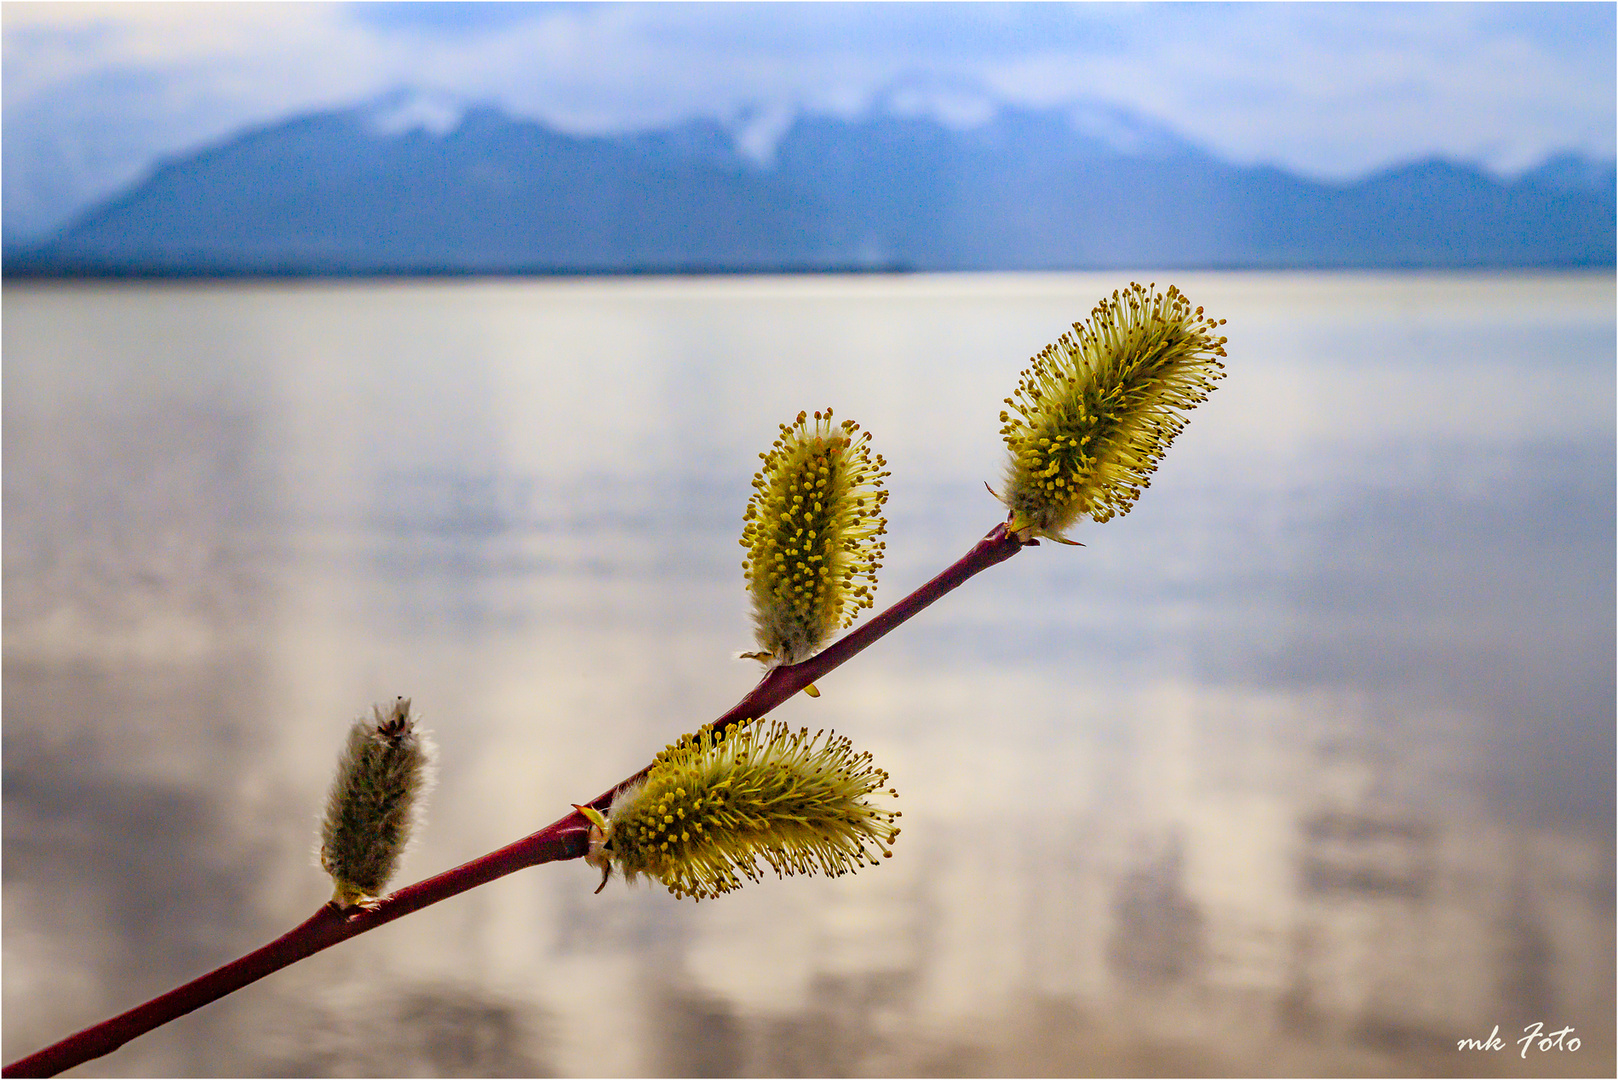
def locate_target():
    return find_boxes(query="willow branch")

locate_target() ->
[4,520,1029,1078]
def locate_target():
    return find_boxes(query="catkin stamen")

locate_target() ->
[593,720,901,901]
[999,283,1227,540]
[740,409,890,665]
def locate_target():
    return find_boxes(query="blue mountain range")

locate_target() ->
[5,100,1613,276]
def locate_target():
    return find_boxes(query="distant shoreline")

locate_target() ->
[6,258,1614,282]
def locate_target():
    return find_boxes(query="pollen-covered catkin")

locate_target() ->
[999,282,1227,541]
[740,408,889,665]
[591,719,901,901]
[319,697,436,908]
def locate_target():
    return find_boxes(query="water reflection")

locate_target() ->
[252,982,553,1077]
[3,274,1613,1076]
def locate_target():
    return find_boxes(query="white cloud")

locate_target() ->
[972,4,1614,177]
[3,2,1612,240]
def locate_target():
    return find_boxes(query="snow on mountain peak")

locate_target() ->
[364,89,468,137]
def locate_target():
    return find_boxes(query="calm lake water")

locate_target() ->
[4,272,1614,1077]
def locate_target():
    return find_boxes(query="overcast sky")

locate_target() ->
[4,2,1614,239]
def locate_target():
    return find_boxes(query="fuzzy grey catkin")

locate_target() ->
[319,697,436,907]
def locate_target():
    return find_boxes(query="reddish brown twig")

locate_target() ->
[4,521,1030,1078]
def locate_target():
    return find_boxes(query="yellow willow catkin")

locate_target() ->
[319,697,436,908]
[583,720,901,901]
[999,282,1228,541]
[740,408,889,665]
